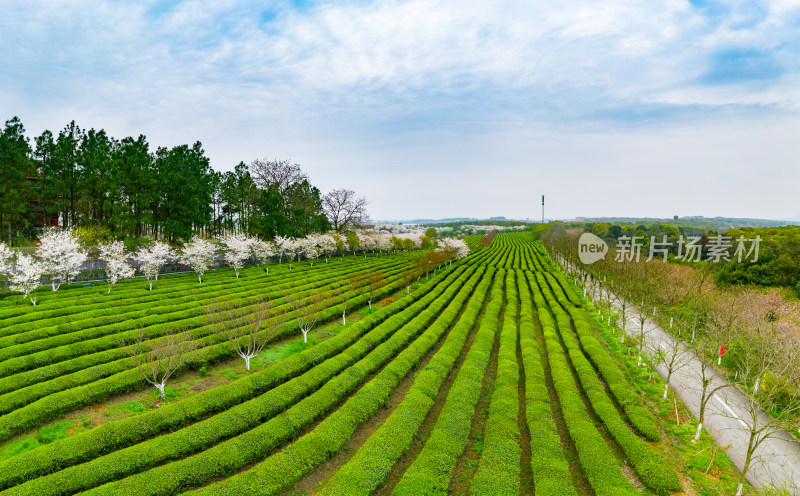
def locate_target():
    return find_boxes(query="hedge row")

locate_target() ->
[0,260,474,490]
[0,258,411,378]
[8,264,483,496]
[391,269,505,496]
[528,273,639,496]
[539,272,660,441]
[481,233,551,270]
[0,255,390,348]
[0,259,288,335]
[0,259,412,405]
[0,255,368,328]
[0,262,264,324]
[316,268,496,496]
[178,265,490,496]
[536,276,680,495]
[547,270,583,307]
[0,260,418,442]
[0,272,400,417]
[524,240,549,273]
[482,233,551,272]
[516,271,577,496]
[565,304,661,441]
[470,269,521,495]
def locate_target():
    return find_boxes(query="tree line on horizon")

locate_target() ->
[549,220,800,293]
[0,116,368,245]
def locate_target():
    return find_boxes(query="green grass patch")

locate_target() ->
[0,420,80,461]
[1,437,42,461]
[124,400,147,414]
[358,306,378,317]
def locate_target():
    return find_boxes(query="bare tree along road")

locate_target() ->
[586,280,800,495]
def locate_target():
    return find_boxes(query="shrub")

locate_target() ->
[72,226,113,246]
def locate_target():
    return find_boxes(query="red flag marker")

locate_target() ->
[718,343,725,365]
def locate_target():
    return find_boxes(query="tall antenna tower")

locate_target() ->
[541,195,545,224]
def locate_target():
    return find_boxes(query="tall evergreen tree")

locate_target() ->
[78,128,114,225]
[283,179,330,237]
[0,117,32,243]
[33,129,57,228]
[113,135,154,237]
[154,142,214,241]
[220,161,258,233]
[52,121,83,228]
[251,185,290,240]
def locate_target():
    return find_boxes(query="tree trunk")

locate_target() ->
[663,383,669,399]
[245,355,251,371]
[736,436,755,496]
[694,422,703,442]
[157,383,166,402]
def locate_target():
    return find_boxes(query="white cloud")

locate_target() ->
[1,0,798,220]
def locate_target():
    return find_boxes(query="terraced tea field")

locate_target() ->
[0,234,744,495]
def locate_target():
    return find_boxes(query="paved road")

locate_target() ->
[574,272,800,495]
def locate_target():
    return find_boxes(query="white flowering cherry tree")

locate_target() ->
[276,236,302,268]
[311,233,337,263]
[99,241,135,294]
[359,233,377,256]
[274,236,292,264]
[321,234,337,262]
[301,236,320,265]
[136,242,175,290]
[289,238,306,268]
[10,254,44,305]
[375,233,393,254]
[0,242,13,275]
[181,236,217,283]
[437,238,469,264]
[249,239,275,273]
[218,233,251,278]
[38,229,86,291]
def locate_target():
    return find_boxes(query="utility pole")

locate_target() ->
[541,195,545,224]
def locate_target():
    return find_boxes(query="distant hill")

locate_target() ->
[375,217,481,225]
[375,216,531,225]
[573,216,794,230]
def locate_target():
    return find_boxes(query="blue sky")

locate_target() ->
[2,0,799,221]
